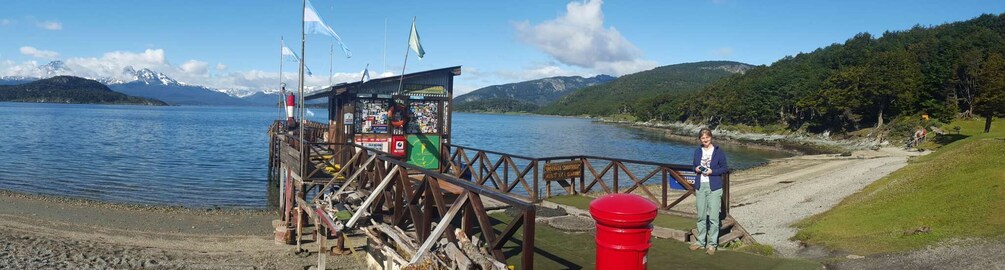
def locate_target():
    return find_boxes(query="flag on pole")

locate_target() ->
[304,0,351,58]
[282,43,313,76]
[361,64,371,83]
[408,19,425,59]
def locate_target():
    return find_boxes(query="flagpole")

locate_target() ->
[298,0,306,160]
[329,43,334,85]
[279,37,285,121]
[397,16,415,93]
[383,18,387,74]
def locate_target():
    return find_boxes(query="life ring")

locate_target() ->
[388,103,407,128]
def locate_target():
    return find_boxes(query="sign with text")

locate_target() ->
[544,161,582,181]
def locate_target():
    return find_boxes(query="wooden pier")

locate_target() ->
[268,66,753,269]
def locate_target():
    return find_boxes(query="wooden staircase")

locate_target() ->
[687,214,756,246]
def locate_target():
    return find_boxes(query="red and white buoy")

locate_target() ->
[285,93,296,123]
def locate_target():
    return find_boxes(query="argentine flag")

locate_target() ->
[409,19,425,59]
[304,0,351,58]
[281,43,313,76]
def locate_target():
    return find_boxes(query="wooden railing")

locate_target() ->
[444,143,730,215]
[275,138,537,269]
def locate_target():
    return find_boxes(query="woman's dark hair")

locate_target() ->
[698,128,713,139]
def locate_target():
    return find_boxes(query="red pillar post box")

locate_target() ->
[589,193,658,270]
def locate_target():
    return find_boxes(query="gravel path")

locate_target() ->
[726,147,922,257]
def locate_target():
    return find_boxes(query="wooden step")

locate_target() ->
[720,216,736,230]
[718,230,745,245]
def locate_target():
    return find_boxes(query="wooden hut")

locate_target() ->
[304,66,461,171]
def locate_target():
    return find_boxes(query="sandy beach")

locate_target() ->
[0,190,366,269]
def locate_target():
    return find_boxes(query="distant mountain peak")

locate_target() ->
[120,66,179,85]
[41,60,72,76]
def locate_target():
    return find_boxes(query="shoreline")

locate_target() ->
[0,188,337,269]
[597,119,880,155]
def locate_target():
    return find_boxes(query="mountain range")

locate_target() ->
[453,75,615,113]
[0,76,167,106]
[537,61,753,116]
[0,61,270,106]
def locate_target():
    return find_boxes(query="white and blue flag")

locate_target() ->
[361,64,371,83]
[304,0,351,58]
[281,43,313,76]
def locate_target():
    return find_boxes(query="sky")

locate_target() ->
[2,0,1003,96]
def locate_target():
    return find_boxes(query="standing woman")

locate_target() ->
[689,128,729,255]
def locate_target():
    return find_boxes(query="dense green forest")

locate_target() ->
[454,98,539,113]
[636,13,1005,133]
[0,76,167,106]
[538,61,752,116]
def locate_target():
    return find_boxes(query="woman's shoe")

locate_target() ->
[706,247,716,255]
[689,244,703,251]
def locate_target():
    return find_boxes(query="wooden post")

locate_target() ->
[722,171,730,217]
[662,167,668,208]
[523,206,535,270]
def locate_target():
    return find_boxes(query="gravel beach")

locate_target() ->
[0,191,365,269]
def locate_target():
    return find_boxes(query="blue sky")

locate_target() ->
[2,0,1003,95]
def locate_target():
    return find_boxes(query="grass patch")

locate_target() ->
[491,212,818,269]
[735,242,776,256]
[794,118,1005,255]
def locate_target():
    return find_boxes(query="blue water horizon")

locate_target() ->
[0,102,789,208]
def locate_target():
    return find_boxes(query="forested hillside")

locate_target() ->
[0,76,167,106]
[454,75,614,113]
[538,61,752,116]
[648,13,1005,133]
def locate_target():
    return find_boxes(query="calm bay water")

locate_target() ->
[0,102,789,208]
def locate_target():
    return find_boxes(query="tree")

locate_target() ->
[976,52,1005,133]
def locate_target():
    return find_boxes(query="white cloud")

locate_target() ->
[1,19,11,26]
[180,60,209,75]
[62,49,168,81]
[0,48,367,93]
[514,0,656,76]
[496,65,578,82]
[38,21,62,30]
[19,46,60,59]
[712,47,733,57]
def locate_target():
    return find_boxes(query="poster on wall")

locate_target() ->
[407,135,440,169]
[406,100,439,134]
[356,99,389,133]
[355,136,389,152]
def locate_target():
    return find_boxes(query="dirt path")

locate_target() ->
[0,191,365,269]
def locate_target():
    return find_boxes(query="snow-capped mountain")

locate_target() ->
[1,60,322,106]
[121,66,180,86]
[40,60,72,77]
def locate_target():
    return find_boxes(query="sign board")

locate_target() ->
[355,136,389,152]
[407,135,440,169]
[404,84,447,95]
[544,161,582,181]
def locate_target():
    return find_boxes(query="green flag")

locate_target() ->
[408,19,425,59]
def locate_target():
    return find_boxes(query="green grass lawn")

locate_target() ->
[491,212,820,270]
[794,118,1005,255]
